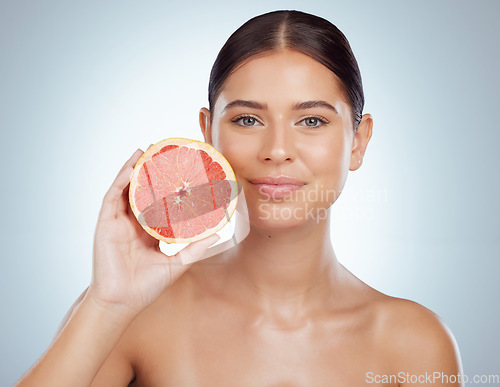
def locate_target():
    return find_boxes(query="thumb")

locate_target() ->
[176,234,221,265]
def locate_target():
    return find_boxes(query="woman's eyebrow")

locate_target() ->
[222,100,266,113]
[222,100,338,114]
[294,100,338,114]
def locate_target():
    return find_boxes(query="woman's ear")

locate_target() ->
[199,107,213,145]
[349,113,373,171]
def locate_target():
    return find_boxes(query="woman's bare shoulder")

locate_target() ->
[370,294,463,378]
[372,295,456,342]
[350,276,459,348]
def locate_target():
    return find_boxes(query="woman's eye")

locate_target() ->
[231,115,329,128]
[231,115,260,127]
[300,116,329,128]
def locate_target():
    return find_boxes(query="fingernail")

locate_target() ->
[209,234,220,244]
[199,234,220,247]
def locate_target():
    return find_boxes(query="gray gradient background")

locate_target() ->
[1,0,499,385]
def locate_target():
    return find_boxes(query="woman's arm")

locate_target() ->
[15,293,137,387]
[14,147,219,386]
[50,286,89,346]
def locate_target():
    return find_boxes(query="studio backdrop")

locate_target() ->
[1,1,499,385]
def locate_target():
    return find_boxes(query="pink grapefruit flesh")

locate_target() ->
[129,138,238,244]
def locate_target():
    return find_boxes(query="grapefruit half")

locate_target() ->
[129,138,238,244]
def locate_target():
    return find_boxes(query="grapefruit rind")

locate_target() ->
[128,138,238,244]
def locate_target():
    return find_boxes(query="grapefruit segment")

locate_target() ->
[129,138,238,243]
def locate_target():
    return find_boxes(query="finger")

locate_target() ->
[175,234,221,265]
[99,148,144,221]
[117,181,132,218]
[154,235,221,287]
[117,144,155,215]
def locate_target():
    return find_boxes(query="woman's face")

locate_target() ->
[200,49,372,230]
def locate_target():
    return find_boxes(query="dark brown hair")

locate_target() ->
[208,10,364,131]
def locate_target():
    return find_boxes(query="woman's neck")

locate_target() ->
[225,213,341,326]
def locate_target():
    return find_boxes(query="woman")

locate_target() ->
[16,10,463,386]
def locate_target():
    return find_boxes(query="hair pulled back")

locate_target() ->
[208,10,364,131]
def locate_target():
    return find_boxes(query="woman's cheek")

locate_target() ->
[304,139,349,205]
[217,137,251,176]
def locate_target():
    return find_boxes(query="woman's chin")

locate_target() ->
[247,203,329,231]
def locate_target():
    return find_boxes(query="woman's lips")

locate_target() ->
[248,176,306,199]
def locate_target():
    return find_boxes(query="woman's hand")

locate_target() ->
[88,146,219,315]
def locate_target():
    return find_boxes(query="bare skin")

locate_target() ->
[16,49,463,386]
[93,49,463,386]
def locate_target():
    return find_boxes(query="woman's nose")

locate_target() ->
[258,121,296,164]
